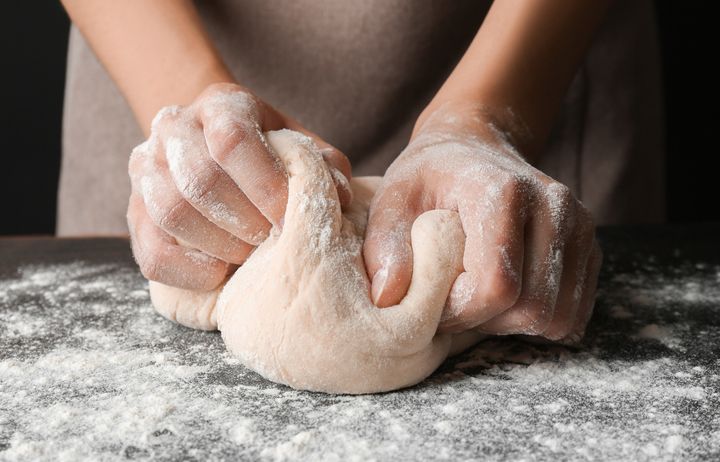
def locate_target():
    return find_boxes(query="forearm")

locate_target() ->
[61,0,234,134]
[417,0,611,159]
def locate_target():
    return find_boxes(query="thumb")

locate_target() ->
[363,180,420,307]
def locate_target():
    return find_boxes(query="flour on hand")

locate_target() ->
[149,130,484,394]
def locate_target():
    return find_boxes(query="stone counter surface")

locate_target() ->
[1,226,719,461]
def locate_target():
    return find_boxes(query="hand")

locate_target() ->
[128,83,352,290]
[363,103,602,342]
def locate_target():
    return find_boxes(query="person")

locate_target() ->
[58,0,664,342]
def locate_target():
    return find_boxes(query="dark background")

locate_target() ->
[0,1,717,235]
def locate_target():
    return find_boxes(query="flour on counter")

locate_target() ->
[1,254,719,461]
[636,324,681,349]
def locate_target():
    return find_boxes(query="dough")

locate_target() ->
[149,130,484,394]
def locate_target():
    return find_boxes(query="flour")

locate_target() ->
[1,241,719,460]
[636,324,682,349]
[380,109,594,333]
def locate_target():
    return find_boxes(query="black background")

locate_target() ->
[0,1,717,236]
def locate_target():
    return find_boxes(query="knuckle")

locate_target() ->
[500,175,527,200]
[173,163,220,204]
[197,82,242,105]
[128,142,154,178]
[373,182,415,211]
[184,175,215,204]
[545,182,576,235]
[200,86,258,117]
[160,202,190,231]
[128,144,146,169]
[498,177,531,219]
[150,105,183,134]
[549,181,573,204]
[208,123,253,164]
[551,182,573,203]
[482,268,521,308]
[152,197,192,231]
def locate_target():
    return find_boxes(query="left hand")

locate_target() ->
[127,83,352,291]
[363,103,602,343]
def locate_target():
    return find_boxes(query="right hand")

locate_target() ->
[128,83,352,290]
[363,102,602,343]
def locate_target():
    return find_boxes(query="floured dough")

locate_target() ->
[149,130,484,394]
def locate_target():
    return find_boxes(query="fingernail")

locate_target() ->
[371,267,388,306]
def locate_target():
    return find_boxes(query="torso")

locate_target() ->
[58,0,664,235]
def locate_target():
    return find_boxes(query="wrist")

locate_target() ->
[138,57,236,134]
[413,99,534,158]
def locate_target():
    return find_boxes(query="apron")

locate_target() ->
[57,0,664,235]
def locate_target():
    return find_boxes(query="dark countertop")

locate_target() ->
[1,225,719,461]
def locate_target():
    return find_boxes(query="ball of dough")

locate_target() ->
[150,130,484,394]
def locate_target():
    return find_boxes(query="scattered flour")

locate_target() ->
[0,250,719,461]
[636,324,682,349]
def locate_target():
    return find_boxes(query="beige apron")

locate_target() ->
[58,0,664,235]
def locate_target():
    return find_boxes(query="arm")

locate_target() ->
[62,0,352,290]
[61,0,233,134]
[417,0,612,159]
[364,0,609,342]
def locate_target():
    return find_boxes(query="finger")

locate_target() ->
[561,240,603,343]
[127,193,229,291]
[476,183,575,336]
[327,162,354,209]
[285,119,353,208]
[140,140,254,264]
[438,181,526,333]
[363,180,421,307]
[163,128,271,245]
[198,93,289,227]
[542,206,595,340]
